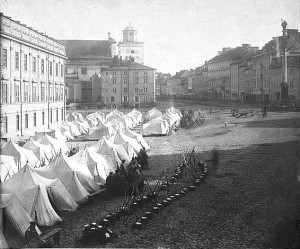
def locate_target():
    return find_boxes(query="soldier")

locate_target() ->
[119,159,127,176]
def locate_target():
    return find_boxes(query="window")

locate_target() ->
[1,83,7,103]
[123,71,128,76]
[56,63,58,76]
[61,65,63,77]
[144,78,148,84]
[56,110,59,121]
[61,109,64,121]
[123,96,128,102]
[41,59,45,74]
[15,52,19,70]
[61,87,64,100]
[33,113,36,127]
[55,86,59,101]
[41,85,46,101]
[2,49,7,68]
[81,67,87,74]
[24,84,29,102]
[16,114,20,131]
[33,57,36,73]
[24,54,28,71]
[106,72,108,75]
[113,88,117,93]
[113,71,116,75]
[15,82,20,102]
[50,110,53,123]
[1,116,7,134]
[124,87,128,93]
[50,85,53,101]
[124,78,128,84]
[144,71,147,76]
[135,78,138,84]
[144,87,148,92]
[111,96,114,102]
[25,114,28,129]
[32,84,37,102]
[290,81,294,88]
[42,111,45,125]
[49,61,53,75]
[135,88,138,92]
[135,71,138,76]
[106,79,108,84]
[113,78,117,84]
[134,96,139,102]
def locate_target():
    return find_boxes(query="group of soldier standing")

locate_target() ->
[106,147,149,195]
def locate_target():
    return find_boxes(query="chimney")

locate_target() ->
[108,32,111,40]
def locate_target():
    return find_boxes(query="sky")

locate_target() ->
[1,0,300,75]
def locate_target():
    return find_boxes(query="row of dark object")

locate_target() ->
[131,161,208,230]
[80,157,208,244]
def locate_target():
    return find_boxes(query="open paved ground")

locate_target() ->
[53,104,300,249]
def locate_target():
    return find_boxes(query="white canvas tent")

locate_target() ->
[112,132,142,154]
[59,125,75,140]
[35,152,100,196]
[23,139,53,165]
[61,121,81,137]
[0,193,41,238]
[71,147,115,185]
[1,141,40,170]
[141,119,169,136]
[0,155,18,182]
[124,128,150,151]
[1,165,73,226]
[147,108,163,120]
[38,134,69,155]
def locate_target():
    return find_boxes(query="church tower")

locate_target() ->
[118,24,145,64]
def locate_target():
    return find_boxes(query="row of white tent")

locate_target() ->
[141,107,182,136]
[0,119,150,238]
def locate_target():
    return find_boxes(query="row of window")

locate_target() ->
[104,87,148,94]
[2,49,64,77]
[105,78,148,84]
[103,96,148,103]
[1,109,63,134]
[1,82,64,104]
[104,71,148,76]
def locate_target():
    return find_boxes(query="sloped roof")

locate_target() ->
[209,47,248,63]
[59,40,112,59]
[104,61,155,71]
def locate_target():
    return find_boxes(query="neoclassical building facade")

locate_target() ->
[0,13,67,140]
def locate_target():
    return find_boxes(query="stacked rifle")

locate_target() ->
[79,147,208,242]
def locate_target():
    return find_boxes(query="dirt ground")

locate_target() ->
[7,101,300,248]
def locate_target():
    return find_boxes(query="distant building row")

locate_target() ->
[156,28,300,103]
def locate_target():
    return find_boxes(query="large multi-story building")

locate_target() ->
[118,24,144,64]
[0,13,67,140]
[100,59,155,108]
[60,36,116,103]
[61,24,145,104]
[155,72,171,99]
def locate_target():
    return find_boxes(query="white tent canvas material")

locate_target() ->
[124,129,150,151]
[142,119,169,136]
[0,194,41,237]
[38,134,69,155]
[1,166,71,227]
[61,121,81,137]
[0,155,18,182]
[35,154,90,204]
[23,139,53,165]
[36,152,100,195]
[1,141,40,170]
[71,148,115,185]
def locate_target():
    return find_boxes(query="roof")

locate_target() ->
[59,40,112,59]
[104,61,156,71]
[124,24,135,31]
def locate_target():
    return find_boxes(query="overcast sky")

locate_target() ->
[1,0,300,74]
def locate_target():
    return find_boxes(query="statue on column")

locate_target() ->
[281,19,287,30]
